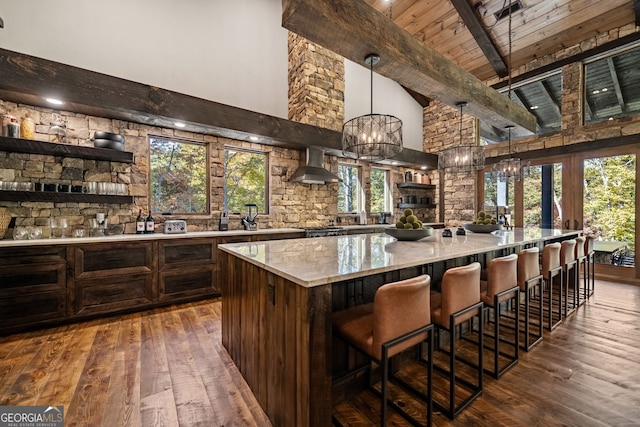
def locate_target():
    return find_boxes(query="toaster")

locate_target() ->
[164,220,187,234]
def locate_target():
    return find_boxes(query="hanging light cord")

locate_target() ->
[370,57,374,115]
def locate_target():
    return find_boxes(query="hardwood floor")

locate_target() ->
[1,279,639,426]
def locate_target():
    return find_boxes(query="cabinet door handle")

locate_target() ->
[564,219,570,229]
[574,219,579,230]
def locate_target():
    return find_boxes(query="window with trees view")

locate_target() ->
[338,164,361,213]
[149,136,208,214]
[224,147,267,213]
[370,168,391,213]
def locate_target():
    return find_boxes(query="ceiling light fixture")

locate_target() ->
[249,136,259,141]
[46,98,64,105]
[437,101,485,173]
[492,1,529,183]
[342,54,403,162]
[174,122,186,128]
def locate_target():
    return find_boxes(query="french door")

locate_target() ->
[480,145,639,281]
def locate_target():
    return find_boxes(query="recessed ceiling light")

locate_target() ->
[249,136,259,141]
[608,117,614,121]
[46,98,64,105]
[391,161,398,165]
[592,90,600,94]
[601,87,608,92]
[420,165,427,170]
[174,122,186,128]
[530,105,539,110]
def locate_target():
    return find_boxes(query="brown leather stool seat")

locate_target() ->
[333,274,433,426]
[430,262,483,419]
[541,242,563,330]
[480,253,519,378]
[517,247,544,351]
[560,239,578,318]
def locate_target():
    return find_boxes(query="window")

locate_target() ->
[480,72,562,144]
[584,45,640,125]
[370,168,391,213]
[224,147,267,213]
[338,164,361,213]
[149,136,208,214]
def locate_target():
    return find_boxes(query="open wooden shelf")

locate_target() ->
[397,203,437,209]
[0,135,135,164]
[0,190,133,204]
[396,182,435,190]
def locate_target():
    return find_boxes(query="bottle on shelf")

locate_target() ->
[136,209,145,234]
[145,211,155,234]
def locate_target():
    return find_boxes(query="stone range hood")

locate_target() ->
[290,147,342,184]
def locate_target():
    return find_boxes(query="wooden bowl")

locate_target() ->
[462,223,504,233]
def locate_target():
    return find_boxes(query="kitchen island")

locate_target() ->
[217,227,580,426]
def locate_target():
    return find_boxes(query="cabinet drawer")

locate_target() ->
[0,290,66,328]
[0,246,66,267]
[75,273,154,316]
[0,262,66,297]
[74,241,154,279]
[159,238,215,270]
[159,266,217,301]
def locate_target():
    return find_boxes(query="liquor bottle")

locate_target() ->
[136,209,145,234]
[145,212,155,234]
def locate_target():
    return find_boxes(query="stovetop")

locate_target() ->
[299,226,344,231]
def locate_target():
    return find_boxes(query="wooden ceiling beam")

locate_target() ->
[0,48,437,169]
[449,0,508,77]
[282,0,537,134]
[635,0,640,26]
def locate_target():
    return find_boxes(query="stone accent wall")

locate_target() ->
[288,33,345,132]
[0,99,353,235]
[423,101,478,225]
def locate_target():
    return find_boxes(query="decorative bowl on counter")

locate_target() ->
[462,223,504,233]
[384,226,434,241]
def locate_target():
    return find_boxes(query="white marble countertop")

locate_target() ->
[0,228,305,247]
[218,228,579,287]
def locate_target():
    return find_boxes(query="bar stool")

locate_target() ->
[480,253,519,378]
[585,235,596,297]
[574,235,587,306]
[541,242,562,330]
[430,262,483,419]
[560,239,578,318]
[333,275,433,427]
[517,247,543,351]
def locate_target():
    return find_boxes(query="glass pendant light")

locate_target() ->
[438,102,485,173]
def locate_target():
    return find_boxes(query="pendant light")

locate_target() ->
[493,1,529,182]
[438,102,485,173]
[342,54,403,161]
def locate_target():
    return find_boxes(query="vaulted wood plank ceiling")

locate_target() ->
[365,0,636,83]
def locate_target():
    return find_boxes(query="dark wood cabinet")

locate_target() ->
[158,238,217,300]
[0,246,67,330]
[0,231,302,335]
[72,241,155,315]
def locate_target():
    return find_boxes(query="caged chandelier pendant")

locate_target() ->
[438,102,485,173]
[342,54,403,161]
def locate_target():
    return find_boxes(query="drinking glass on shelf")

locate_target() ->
[85,182,97,194]
[28,227,43,240]
[13,226,29,240]
[58,218,68,238]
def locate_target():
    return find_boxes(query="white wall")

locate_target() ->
[344,59,424,151]
[0,0,289,118]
